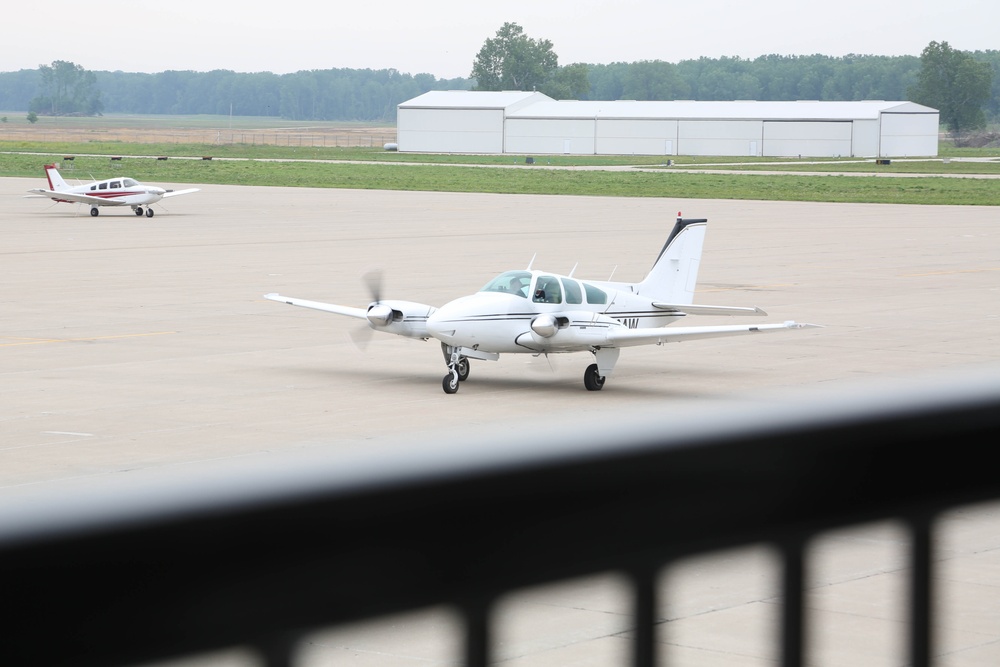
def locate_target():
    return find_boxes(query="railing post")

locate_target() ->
[631,565,658,667]
[781,538,806,667]
[910,514,934,667]
[257,633,298,667]
[463,599,491,667]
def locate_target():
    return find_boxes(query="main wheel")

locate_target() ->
[145,208,155,218]
[456,357,470,382]
[134,207,144,216]
[90,207,99,217]
[584,363,605,391]
[442,372,459,394]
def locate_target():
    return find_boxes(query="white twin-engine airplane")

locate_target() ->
[265,216,819,394]
[26,163,199,217]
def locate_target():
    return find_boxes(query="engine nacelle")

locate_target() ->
[530,313,570,338]
[366,303,394,327]
[369,300,435,339]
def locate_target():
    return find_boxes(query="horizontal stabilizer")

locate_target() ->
[652,302,767,317]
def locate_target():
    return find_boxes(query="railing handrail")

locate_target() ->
[3,368,999,667]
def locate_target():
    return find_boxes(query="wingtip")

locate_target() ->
[784,321,823,329]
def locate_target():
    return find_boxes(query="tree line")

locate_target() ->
[1,40,997,130]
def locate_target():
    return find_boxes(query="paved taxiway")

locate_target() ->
[3,179,999,666]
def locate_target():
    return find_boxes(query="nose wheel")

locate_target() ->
[441,349,470,394]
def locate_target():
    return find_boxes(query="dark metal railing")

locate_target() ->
[2,369,998,667]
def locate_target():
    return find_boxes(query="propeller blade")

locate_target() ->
[349,324,375,350]
[362,270,383,304]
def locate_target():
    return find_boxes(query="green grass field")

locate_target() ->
[2,113,998,206]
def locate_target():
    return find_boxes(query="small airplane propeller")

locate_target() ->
[351,270,391,349]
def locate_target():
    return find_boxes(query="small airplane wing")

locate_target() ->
[25,188,127,206]
[264,293,368,319]
[162,188,200,199]
[607,321,821,348]
[652,302,767,316]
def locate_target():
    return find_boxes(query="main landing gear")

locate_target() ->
[90,207,99,217]
[584,363,606,391]
[133,207,154,218]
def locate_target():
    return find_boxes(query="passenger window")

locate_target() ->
[532,275,562,304]
[110,181,121,189]
[561,278,583,304]
[99,183,107,190]
[584,283,607,304]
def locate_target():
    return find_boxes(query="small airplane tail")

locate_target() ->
[635,215,708,304]
[43,164,70,192]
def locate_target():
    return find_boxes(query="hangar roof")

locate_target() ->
[399,90,554,110]
[505,100,937,121]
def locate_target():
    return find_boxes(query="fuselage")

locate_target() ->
[425,269,684,354]
[65,178,166,207]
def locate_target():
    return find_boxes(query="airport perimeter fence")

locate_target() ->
[2,370,999,667]
[0,128,397,148]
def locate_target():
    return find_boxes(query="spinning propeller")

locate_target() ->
[350,270,392,349]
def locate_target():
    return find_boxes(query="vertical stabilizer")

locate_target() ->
[44,164,70,192]
[636,217,708,304]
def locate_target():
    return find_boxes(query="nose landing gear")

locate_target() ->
[441,347,470,394]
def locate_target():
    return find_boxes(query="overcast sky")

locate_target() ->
[6,0,997,79]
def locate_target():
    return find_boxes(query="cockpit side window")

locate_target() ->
[532,275,562,304]
[110,181,121,189]
[583,282,607,304]
[561,278,583,304]
[98,182,107,190]
[479,270,531,298]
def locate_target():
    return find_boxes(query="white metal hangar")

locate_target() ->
[396,91,939,158]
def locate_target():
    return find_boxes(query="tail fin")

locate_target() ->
[636,217,708,304]
[44,164,70,192]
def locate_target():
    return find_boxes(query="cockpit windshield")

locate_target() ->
[479,270,532,299]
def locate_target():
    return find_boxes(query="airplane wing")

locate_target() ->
[652,302,767,316]
[26,189,127,206]
[162,188,200,199]
[263,293,368,319]
[606,321,820,348]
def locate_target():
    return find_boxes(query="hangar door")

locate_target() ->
[505,118,596,155]
[763,121,853,157]
[397,107,505,153]
[879,112,939,157]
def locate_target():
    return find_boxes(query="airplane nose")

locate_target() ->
[425,309,455,340]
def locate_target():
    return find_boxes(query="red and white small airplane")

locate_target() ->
[26,163,199,217]
[265,215,819,394]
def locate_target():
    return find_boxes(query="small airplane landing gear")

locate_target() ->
[584,363,606,391]
[442,371,459,394]
[90,207,99,217]
[134,207,144,216]
[145,208,154,218]
[441,345,470,394]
